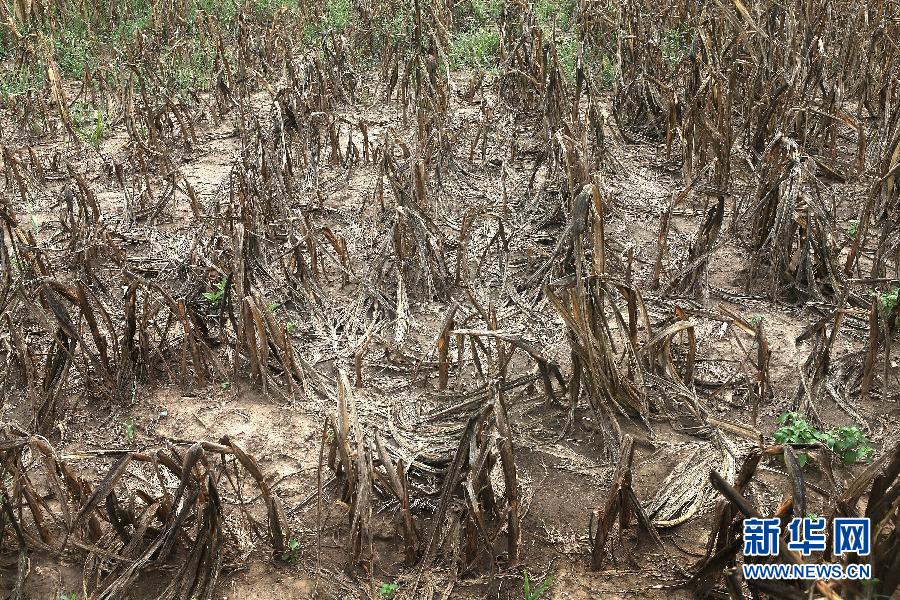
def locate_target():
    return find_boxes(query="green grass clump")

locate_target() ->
[454,0,502,23]
[523,570,554,600]
[554,35,578,80]
[324,0,352,31]
[661,24,692,65]
[534,0,576,29]
[166,39,216,91]
[599,54,616,87]
[0,66,42,101]
[71,102,106,148]
[451,27,500,69]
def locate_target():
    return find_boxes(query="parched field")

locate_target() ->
[0,1,898,599]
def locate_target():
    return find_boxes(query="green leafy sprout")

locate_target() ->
[203,278,228,309]
[450,27,501,69]
[599,54,617,88]
[125,417,136,441]
[523,570,554,600]
[378,582,399,598]
[773,412,874,467]
[872,287,899,328]
[661,24,693,65]
[281,536,301,563]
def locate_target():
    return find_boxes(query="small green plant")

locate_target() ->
[125,417,136,441]
[169,40,217,91]
[204,278,228,309]
[286,321,299,333]
[267,301,280,313]
[774,412,874,467]
[470,0,502,21]
[72,102,105,148]
[522,570,553,600]
[599,54,617,88]
[451,27,501,68]
[0,67,42,100]
[847,218,860,237]
[860,578,891,600]
[320,0,351,32]
[221,381,232,391]
[661,24,692,65]
[77,109,104,148]
[885,287,899,315]
[870,287,899,328]
[378,582,399,598]
[60,593,78,600]
[534,0,575,28]
[819,426,876,465]
[555,35,579,81]
[281,536,301,563]
[749,314,765,326]
[90,110,104,148]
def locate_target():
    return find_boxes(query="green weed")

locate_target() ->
[378,582,398,599]
[125,417,136,441]
[451,27,500,69]
[167,40,216,91]
[281,536,301,562]
[74,104,105,148]
[454,0,502,24]
[52,23,101,77]
[471,0,502,21]
[555,35,578,80]
[534,0,576,29]
[193,0,240,22]
[0,67,42,101]
[324,0,352,32]
[847,218,860,237]
[599,54,617,88]
[869,287,899,328]
[523,570,553,600]
[661,24,692,65]
[252,0,301,18]
[773,412,874,466]
[203,278,228,309]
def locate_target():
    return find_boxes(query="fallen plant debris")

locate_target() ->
[0,0,898,598]
[0,426,288,599]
